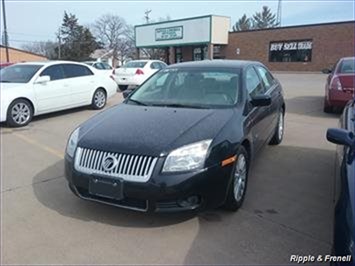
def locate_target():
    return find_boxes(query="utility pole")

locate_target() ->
[277,0,282,27]
[144,9,151,24]
[2,0,10,62]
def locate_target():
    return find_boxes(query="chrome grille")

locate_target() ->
[74,147,158,182]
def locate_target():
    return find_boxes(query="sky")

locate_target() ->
[1,0,354,49]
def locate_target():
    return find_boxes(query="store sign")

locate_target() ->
[155,26,183,41]
[270,40,312,51]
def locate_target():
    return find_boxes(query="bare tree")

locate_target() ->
[93,14,133,66]
[21,41,57,59]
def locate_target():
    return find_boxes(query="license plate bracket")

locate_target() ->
[89,176,123,200]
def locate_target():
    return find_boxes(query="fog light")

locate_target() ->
[178,196,200,208]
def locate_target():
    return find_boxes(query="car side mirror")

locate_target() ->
[35,75,50,84]
[123,89,134,99]
[327,128,354,147]
[322,68,332,74]
[250,95,271,107]
[327,128,355,163]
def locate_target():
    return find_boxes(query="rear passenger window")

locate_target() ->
[94,63,104,70]
[256,66,274,91]
[102,63,112,70]
[246,67,265,97]
[159,62,167,69]
[150,62,161,70]
[40,65,65,81]
[63,64,93,78]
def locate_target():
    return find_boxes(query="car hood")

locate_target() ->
[78,103,234,157]
[0,83,26,90]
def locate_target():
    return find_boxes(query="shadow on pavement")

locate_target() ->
[32,160,194,228]
[184,144,334,265]
[286,95,342,118]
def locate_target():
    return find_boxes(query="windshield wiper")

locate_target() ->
[0,80,12,83]
[127,98,148,106]
[152,103,208,109]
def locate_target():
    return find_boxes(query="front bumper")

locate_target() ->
[65,154,232,213]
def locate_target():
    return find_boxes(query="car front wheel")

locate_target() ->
[91,88,107,110]
[7,99,33,127]
[269,110,284,145]
[223,146,249,211]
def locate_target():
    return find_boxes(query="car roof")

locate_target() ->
[340,57,355,61]
[14,61,93,67]
[126,60,165,63]
[167,59,263,69]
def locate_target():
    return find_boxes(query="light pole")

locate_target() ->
[2,0,10,62]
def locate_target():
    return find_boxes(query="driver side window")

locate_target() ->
[40,65,65,81]
[245,67,265,98]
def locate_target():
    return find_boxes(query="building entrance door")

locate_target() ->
[193,46,208,61]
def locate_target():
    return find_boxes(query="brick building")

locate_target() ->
[135,16,355,71]
[0,45,47,63]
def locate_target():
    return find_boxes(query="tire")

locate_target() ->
[223,146,249,211]
[6,99,33,127]
[269,110,284,145]
[118,85,128,91]
[91,88,107,110]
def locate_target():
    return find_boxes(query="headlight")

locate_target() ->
[66,127,80,157]
[162,140,212,172]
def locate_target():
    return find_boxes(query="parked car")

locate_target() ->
[326,99,354,265]
[0,61,117,127]
[323,57,354,113]
[0,62,14,70]
[84,61,113,71]
[65,60,285,213]
[114,60,167,91]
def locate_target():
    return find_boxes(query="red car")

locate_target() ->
[0,62,14,70]
[323,57,355,113]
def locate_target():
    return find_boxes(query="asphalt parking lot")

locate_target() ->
[1,73,340,265]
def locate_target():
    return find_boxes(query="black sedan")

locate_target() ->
[65,60,285,212]
[327,99,355,265]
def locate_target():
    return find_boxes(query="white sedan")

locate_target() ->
[0,61,117,127]
[114,60,167,91]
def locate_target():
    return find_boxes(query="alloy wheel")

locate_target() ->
[278,112,284,140]
[94,90,106,108]
[11,102,31,125]
[233,154,247,202]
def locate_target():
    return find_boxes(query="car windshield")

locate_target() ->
[0,64,43,83]
[123,61,147,68]
[339,59,355,74]
[129,68,241,108]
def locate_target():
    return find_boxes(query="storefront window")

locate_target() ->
[269,40,312,62]
[203,46,208,60]
[175,47,183,63]
[193,47,203,61]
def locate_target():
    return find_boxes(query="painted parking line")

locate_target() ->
[12,132,64,159]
